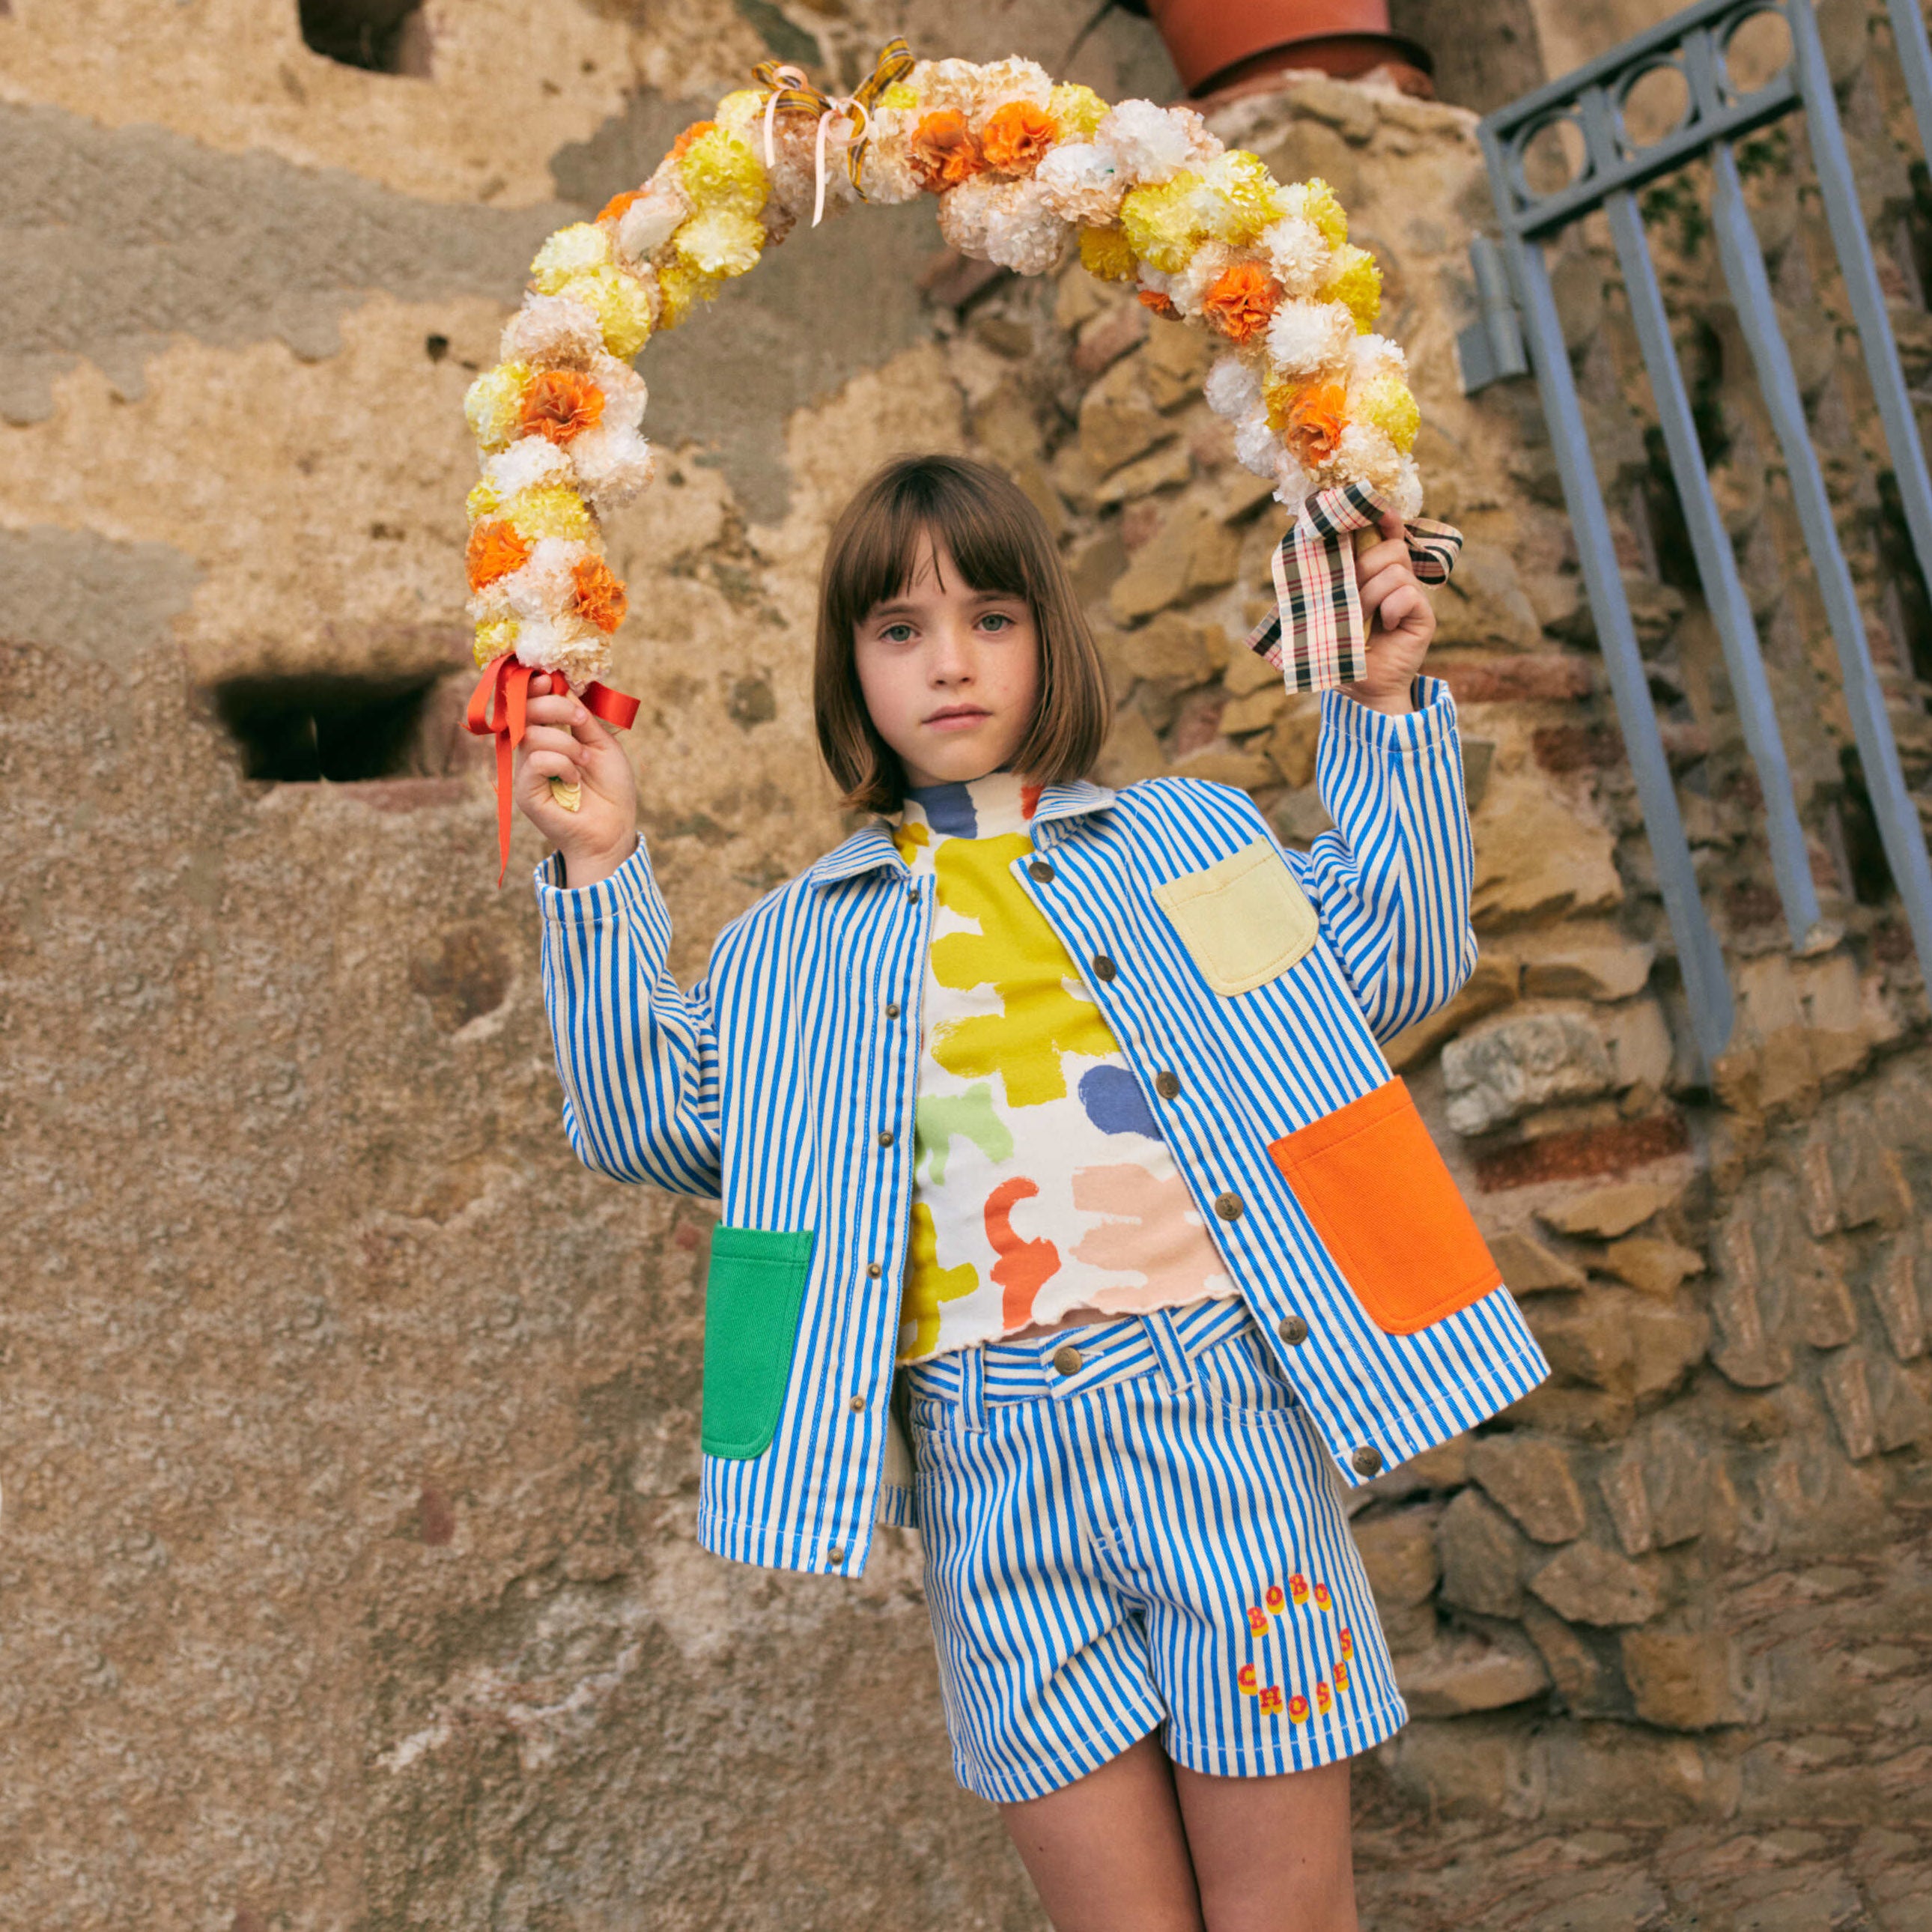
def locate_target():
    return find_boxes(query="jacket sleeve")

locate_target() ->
[535,840,724,1198]
[1289,675,1477,1043]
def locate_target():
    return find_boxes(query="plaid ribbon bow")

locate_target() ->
[1243,481,1464,694]
[753,37,914,220]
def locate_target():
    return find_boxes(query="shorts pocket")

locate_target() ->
[1268,1078,1501,1335]
[1152,838,1318,996]
[700,1227,815,1459]
[1191,1331,1300,1427]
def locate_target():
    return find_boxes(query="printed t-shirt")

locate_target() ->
[893,772,1236,1364]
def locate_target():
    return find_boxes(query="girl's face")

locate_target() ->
[854,530,1040,792]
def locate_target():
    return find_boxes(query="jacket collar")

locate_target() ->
[804,780,1117,889]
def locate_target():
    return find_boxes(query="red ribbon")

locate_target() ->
[464,653,640,885]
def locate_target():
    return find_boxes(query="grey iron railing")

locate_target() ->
[1459,0,1932,1066]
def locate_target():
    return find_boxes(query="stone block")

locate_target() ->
[1437,1486,1528,1617]
[1869,1232,1928,1361]
[1489,1226,1587,1293]
[1379,1716,1540,1820]
[1637,1421,1713,1549]
[1219,684,1287,737]
[1541,1181,1681,1240]
[1078,358,1170,479]
[1431,543,1543,651]
[1822,1108,1914,1232]
[1522,1605,1626,1717]
[1070,300,1148,380]
[1868,1351,1932,1453]
[1600,1451,1653,1557]
[1626,1297,1711,1400]
[1269,786,1334,846]
[1620,1626,1743,1730]
[1139,316,1211,409]
[1538,1725,1737,1825]
[1513,928,1656,1003]
[1262,697,1320,789]
[1093,709,1165,788]
[1286,74,1380,145]
[1108,499,1239,623]
[1470,773,1622,929]
[1442,1009,1615,1137]
[1092,440,1194,505]
[1439,654,1597,705]
[1222,643,1281,696]
[1398,1625,1552,1716]
[1167,745,1274,790]
[1461,735,1495,812]
[1598,997,1674,1093]
[1600,1235,1705,1298]
[1352,1504,1442,1609]
[1106,610,1219,690]
[1523,1289,1633,1388]
[1504,1383,1638,1441]
[1528,1541,1665,1626]
[1468,1434,1587,1544]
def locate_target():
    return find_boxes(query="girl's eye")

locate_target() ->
[979,612,1015,634]
[881,622,915,643]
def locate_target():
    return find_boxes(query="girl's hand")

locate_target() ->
[512,673,640,887]
[1342,512,1436,717]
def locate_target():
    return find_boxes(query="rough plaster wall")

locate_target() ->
[7,0,1932,1926]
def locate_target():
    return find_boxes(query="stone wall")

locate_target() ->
[4,1,1931,1928]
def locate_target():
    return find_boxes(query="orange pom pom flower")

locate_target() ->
[597,188,643,225]
[910,110,984,189]
[518,369,607,446]
[1201,260,1279,344]
[1137,287,1179,318]
[981,100,1057,176]
[669,120,715,161]
[465,518,532,592]
[571,555,629,634]
[1286,380,1347,467]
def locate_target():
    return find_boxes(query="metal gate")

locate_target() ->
[1459,0,1932,1066]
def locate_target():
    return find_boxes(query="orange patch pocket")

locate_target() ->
[1267,1077,1502,1335]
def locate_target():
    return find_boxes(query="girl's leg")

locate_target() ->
[1171,1758,1358,1932]
[998,1732,1206,1932]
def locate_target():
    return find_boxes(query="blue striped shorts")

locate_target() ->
[905,1297,1406,1804]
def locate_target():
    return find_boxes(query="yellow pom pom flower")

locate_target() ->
[1353,374,1420,453]
[713,88,767,134]
[503,484,592,544]
[678,126,768,216]
[672,206,765,279]
[1120,173,1203,275]
[1196,151,1284,247]
[881,81,919,110]
[473,616,520,669]
[1321,245,1382,333]
[467,477,503,521]
[655,260,723,331]
[1079,225,1137,282]
[464,362,531,452]
[530,223,613,294]
[1048,82,1107,140]
[553,264,654,358]
[1284,177,1349,249]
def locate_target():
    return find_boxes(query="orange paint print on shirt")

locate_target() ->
[985,1175,1060,1328]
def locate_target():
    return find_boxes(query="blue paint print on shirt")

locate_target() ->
[904,781,978,839]
[1078,1064,1161,1139]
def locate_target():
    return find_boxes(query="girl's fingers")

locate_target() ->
[520,722,586,763]
[1354,538,1408,582]
[522,749,580,786]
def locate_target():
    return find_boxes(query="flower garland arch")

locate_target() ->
[458,40,1431,871]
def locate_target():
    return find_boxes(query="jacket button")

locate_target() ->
[1215,1191,1244,1220]
[1155,1070,1181,1100]
[884,1000,899,1019]
[827,1544,845,1564]
[877,1128,895,1148]
[1029,860,1055,882]
[849,1394,866,1413]
[1352,1445,1385,1478]
[1091,954,1117,983]
[1052,1344,1084,1377]
[1278,1313,1310,1346]
[907,884,918,901]
[866,1262,882,1278]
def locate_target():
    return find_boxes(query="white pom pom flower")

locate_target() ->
[483,437,576,501]
[1388,454,1425,523]
[1204,352,1264,422]
[514,613,608,687]
[1334,421,1404,493]
[972,55,1054,118]
[617,180,692,263]
[1266,298,1355,379]
[1258,214,1331,298]
[1095,99,1195,186]
[1350,331,1409,387]
[980,178,1072,275]
[1233,404,1284,479]
[1033,142,1126,226]
[857,109,925,204]
[588,352,647,431]
[937,175,999,257]
[570,422,656,511]
[1273,450,1316,515]
[500,294,605,368]
[907,58,983,118]
[1172,240,1238,319]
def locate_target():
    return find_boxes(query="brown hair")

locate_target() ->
[814,453,1111,814]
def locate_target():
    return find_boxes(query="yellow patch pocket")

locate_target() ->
[1152,838,1318,996]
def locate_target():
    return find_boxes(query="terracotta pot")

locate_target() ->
[1144,0,1433,99]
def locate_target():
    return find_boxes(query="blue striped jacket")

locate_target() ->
[538,678,1549,1576]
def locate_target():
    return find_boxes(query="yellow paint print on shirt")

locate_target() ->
[901,1198,979,1361]
[927,833,1116,1108]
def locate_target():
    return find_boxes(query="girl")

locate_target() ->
[514,455,1547,1931]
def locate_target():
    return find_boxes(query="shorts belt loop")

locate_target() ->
[1143,1307,1192,1394]
[957,1343,987,1433]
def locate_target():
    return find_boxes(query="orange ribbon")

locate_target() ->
[464,652,640,886]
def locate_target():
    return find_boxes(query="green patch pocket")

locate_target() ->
[700,1227,815,1460]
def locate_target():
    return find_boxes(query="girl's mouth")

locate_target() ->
[925,705,991,731]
